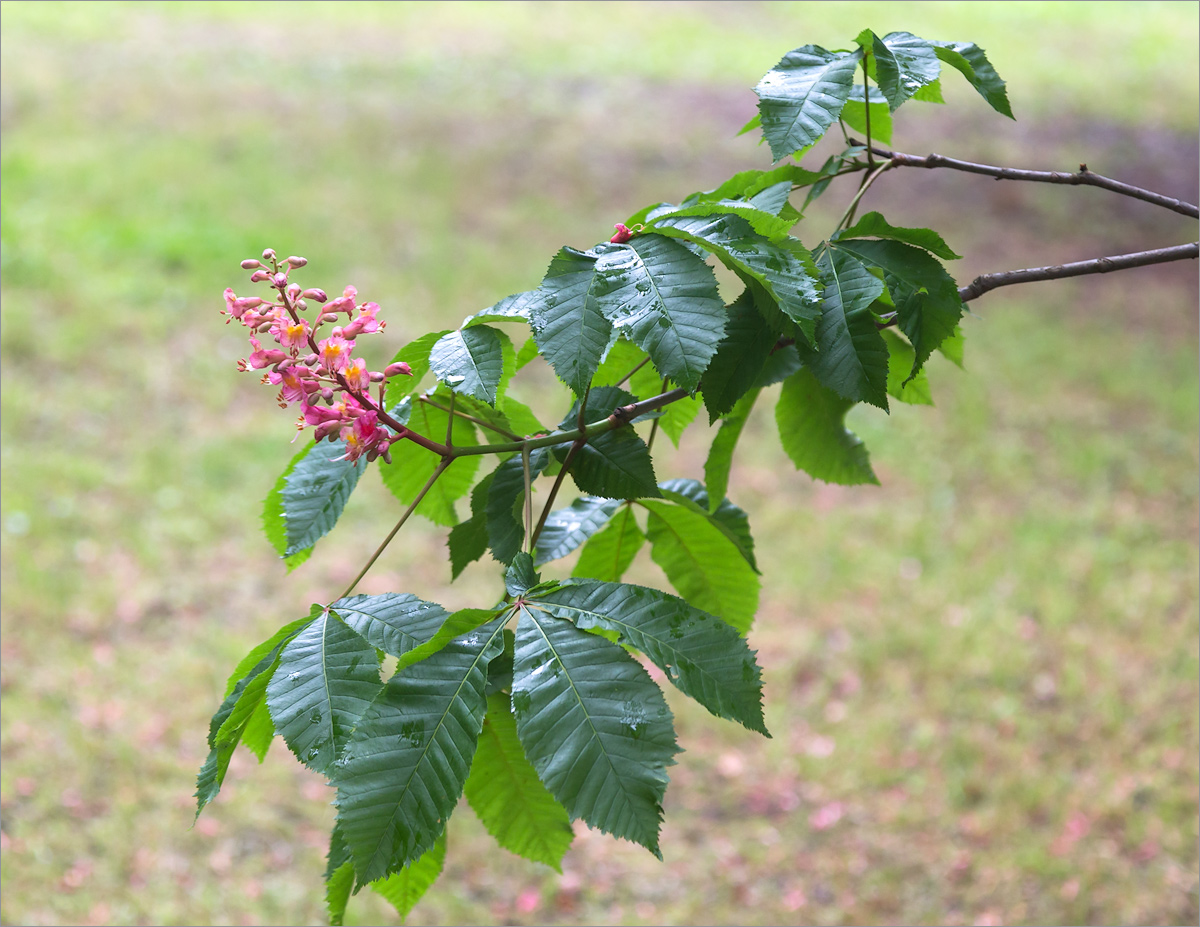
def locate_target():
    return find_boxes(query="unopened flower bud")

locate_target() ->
[262,248,277,261]
[303,353,319,365]
[314,420,342,442]
[384,361,414,377]
[272,272,288,287]
[319,313,339,324]
[321,388,334,401]
[250,270,271,282]
[286,283,302,300]
[286,256,307,268]
[302,288,328,303]
[241,259,262,270]
[369,371,386,382]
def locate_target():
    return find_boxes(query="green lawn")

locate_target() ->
[1,2,1197,925]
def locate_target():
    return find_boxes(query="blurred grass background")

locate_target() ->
[1,1,1197,924]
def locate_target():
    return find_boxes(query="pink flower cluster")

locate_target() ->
[222,249,413,463]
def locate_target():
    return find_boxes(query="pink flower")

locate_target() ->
[247,337,287,369]
[338,410,382,462]
[269,365,314,404]
[342,357,371,391]
[384,361,413,378]
[343,302,385,337]
[302,402,343,426]
[272,316,310,348]
[324,285,359,317]
[317,334,355,373]
[610,223,634,243]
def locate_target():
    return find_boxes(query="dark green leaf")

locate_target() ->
[882,330,934,405]
[645,201,794,241]
[511,605,678,857]
[837,211,961,260]
[871,32,941,111]
[933,42,1013,118]
[379,400,480,526]
[529,247,610,394]
[776,367,878,485]
[840,84,892,145]
[534,496,622,566]
[266,609,382,775]
[648,213,822,344]
[534,580,768,735]
[704,388,759,508]
[447,472,494,578]
[563,427,660,501]
[325,829,354,927]
[398,608,505,673]
[262,440,368,565]
[589,236,726,392]
[640,498,759,633]
[658,478,757,573]
[383,330,452,407]
[754,46,861,160]
[486,448,550,565]
[465,691,574,870]
[753,345,803,387]
[505,553,539,597]
[833,238,964,380]
[811,248,889,410]
[463,289,540,327]
[335,619,505,883]
[330,593,451,659]
[572,505,644,582]
[370,831,447,921]
[700,288,779,422]
[429,325,507,406]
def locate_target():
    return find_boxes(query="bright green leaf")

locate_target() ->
[882,329,934,405]
[840,84,892,145]
[379,401,480,526]
[572,505,644,582]
[658,478,758,573]
[776,367,878,485]
[933,42,1013,118]
[754,46,861,160]
[383,330,452,407]
[704,388,759,508]
[370,831,447,921]
[837,211,961,260]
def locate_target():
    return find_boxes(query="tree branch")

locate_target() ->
[853,141,1200,218]
[958,242,1199,303]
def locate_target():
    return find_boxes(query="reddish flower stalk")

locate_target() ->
[223,250,414,462]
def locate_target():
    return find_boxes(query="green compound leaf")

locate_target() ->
[640,498,760,633]
[265,609,382,776]
[399,608,507,674]
[379,400,480,526]
[704,388,759,509]
[220,613,317,701]
[534,495,623,566]
[563,427,661,501]
[335,618,505,884]
[832,238,964,381]
[486,448,551,566]
[589,235,727,392]
[529,247,609,395]
[572,504,645,582]
[776,367,879,486]
[511,605,679,858]
[532,580,768,735]
[465,691,575,870]
[658,478,757,573]
[933,41,1013,119]
[754,45,861,161]
[330,593,451,659]
[429,325,507,406]
[811,248,889,410]
[840,84,892,145]
[870,31,941,111]
[370,831,447,921]
[648,213,822,345]
[882,329,934,406]
[700,288,779,423]
[262,439,369,568]
[837,211,962,261]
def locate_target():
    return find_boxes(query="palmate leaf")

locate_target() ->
[572,504,644,582]
[533,580,768,735]
[534,495,622,566]
[334,618,505,883]
[511,605,679,857]
[754,45,861,161]
[658,478,758,573]
[262,439,369,568]
[648,213,823,344]
[811,248,889,410]
[370,831,447,921]
[528,247,609,395]
[640,498,760,633]
[429,325,508,406]
[379,400,480,526]
[563,427,661,501]
[589,236,726,392]
[837,211,961,261]
[776,367,879,486]
[832,238,964,380]
[704,388,759,509]
[465,692,574,870]
[265,609,382,775]
[933,41,1013,118]
[330,593,451,659]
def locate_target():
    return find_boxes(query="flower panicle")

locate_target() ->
[222,250,413,462]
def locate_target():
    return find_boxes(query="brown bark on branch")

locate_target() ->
[958,242,1199,303]
[853,141,1200,219]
